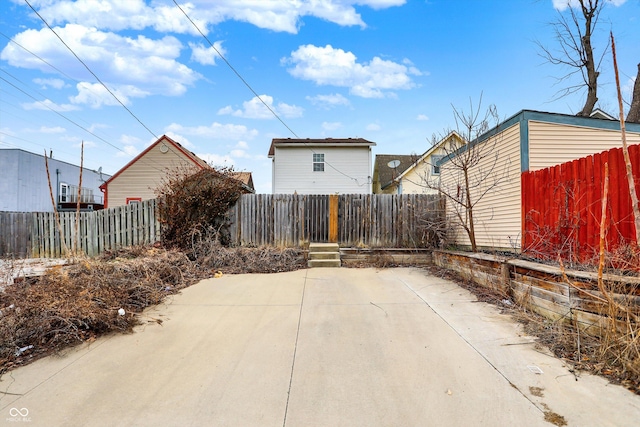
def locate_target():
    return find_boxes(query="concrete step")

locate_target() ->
[309,252,341,260]
[308,242,341,268]
[308,242,340,252]
[308,259,341,268]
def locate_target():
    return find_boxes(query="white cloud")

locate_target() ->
[119,134,143,146]
[21,98,79,112]
[39,126,66,134]
[306,93,350,109]
[33,78,66,89]
[552,0,627,11]
[417,114,429,121]
[73,140,97,149]
[1,24,199,103]
[190,41,225,65]
[218,95,304,119]
[22,0,405,35]
[116,144,140,158]
[322,121,342,131]
[197,153,234,167]
[166,122,259,140]
[366,123,381,131]
[230,149,250,158]
[70,82,149,108]
[236,141,249,149]
[284,44,422,98]
[163,132,195,149]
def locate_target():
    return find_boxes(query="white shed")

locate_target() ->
[268,138,375,194]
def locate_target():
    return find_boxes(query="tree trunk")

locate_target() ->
[577,1,599,116]
[627,63,640,123]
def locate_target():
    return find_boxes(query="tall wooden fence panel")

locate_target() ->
[522,144,640,262]
[0,199,160,258]
[230,193,443,248]
[2,195,443,258]
[0,212,34,258]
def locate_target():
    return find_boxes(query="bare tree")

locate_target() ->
[538,0,606,116]
[627,63,640,123]
[424,97,506,252]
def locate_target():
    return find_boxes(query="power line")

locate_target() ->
[24,0,159,140]
[16,1,198,175]
[0,74,124,152]
[172,0,367,185]
[172,0,299,140]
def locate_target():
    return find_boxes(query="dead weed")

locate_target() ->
[0,244,306,374]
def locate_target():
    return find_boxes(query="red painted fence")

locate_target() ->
[522,144,640,263]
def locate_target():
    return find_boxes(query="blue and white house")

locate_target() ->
[0,149,109,212]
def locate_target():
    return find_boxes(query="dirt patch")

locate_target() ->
[543,407,567,427]
[529,386,545,397]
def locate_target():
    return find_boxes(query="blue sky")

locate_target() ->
[1,0,639,193]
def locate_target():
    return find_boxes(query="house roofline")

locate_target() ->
[394,131,465,183]
[268,138,376,157]
[99,135,207,190]
[439,109,640,173]
[0,147,107,175]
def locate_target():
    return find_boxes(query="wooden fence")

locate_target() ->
[0,199,161,258]
[1,194,443,258]
[229,193,443,248]
[522,144,640,262]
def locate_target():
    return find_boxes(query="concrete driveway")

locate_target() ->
[1,268,639,426]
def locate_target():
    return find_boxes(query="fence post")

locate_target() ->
[329,194,338,243]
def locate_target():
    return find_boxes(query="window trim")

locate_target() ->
[313,153,325,172]
[431,155,444,175]
[126,197,142,205]
[59,182,69,203]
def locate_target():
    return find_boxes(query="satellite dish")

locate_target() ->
[387,159,401,169]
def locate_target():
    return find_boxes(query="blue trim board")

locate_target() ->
[519,117,529,173]
[437,109,640,171]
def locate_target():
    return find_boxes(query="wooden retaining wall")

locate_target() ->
[433,250,640,336]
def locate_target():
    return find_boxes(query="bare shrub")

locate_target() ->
[156,167,244,249]
[0,248,199,372]
[192,239,306,274]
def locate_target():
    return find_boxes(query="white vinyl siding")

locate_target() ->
[273,146,371,194]
[440,123,522,250]
[107,142,200,207]
[528,121,640,171]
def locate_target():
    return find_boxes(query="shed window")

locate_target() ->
[126,198,142,205]
[313,153,325,172]
[431,155,444,175]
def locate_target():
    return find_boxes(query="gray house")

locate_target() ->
[0,149,109,212]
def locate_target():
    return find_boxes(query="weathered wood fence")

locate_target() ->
[522,144,640,263]
[1,194,443,258]
[0,199,160,258]
[229,193,443,247]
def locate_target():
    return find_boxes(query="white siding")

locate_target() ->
[440,123,522,250]
[107,143,200,207]
[273,146,372,194]
[529,121,640,171]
